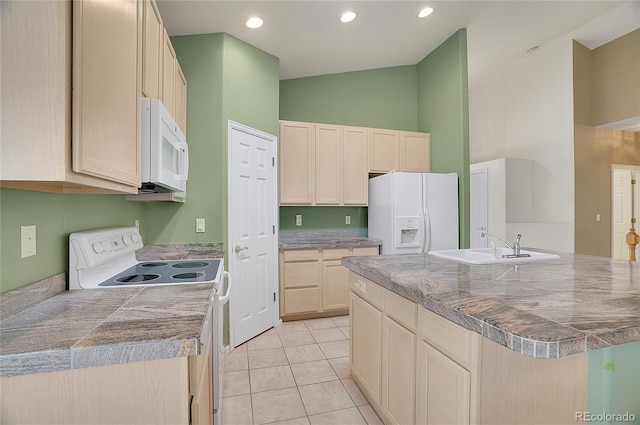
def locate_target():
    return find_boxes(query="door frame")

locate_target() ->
[611,164,640,259]
[227,120,280,349]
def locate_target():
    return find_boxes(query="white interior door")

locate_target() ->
[470,169,488,248]
[612,166,640,260]
[228,121,279,347]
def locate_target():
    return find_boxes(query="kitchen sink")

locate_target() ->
[429,248,560,265]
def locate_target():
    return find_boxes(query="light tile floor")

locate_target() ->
[222,315,384,425]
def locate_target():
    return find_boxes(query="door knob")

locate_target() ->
[234,245,248,254]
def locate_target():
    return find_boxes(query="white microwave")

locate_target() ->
[140,98,188,193]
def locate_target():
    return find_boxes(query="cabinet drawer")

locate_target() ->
[323,248,350,261]
[349,272,384,310]
[384,290,417,331]
[284,288,320,314]
[283,249,318,262]
[352,246,379,256]
[417,307,479,368]
[283,262,319,288]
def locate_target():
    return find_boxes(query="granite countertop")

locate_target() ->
[0,243,224,378]
[341,253,640,359]
[279,231,381,250]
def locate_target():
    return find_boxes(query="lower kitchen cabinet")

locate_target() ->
[189,304,213,425]
[349,281,383,406]
[280,246,378,320]
[349,271,589,425]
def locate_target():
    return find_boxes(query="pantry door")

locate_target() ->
[228,121,279,347]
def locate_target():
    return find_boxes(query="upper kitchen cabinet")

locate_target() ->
[369,128,400,173]
[280,121,316,205]
[399,131,430,172]
[160,27,188,134]
[369,128,431,173]
[72,0,141,188]
[142,0,162,99]
[280,121,368,206]
[0,0,140,194]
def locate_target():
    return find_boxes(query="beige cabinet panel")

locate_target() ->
[72,0,141,187]
[343,126,369,205]
[284,287,321,314]
[162,27,176,116]
[174,62,187,133]
[1,357,190,424]
[283,262,320,288]
[189,305,213,425]
[382,316,416,425]
[400,131,430,172]
[315,124,342,205]
[279,121,315,205]
[415,339,471,425]
[350,291,383,405]
[369,128,399,173]
[322,259,349,310]
[142,0,162,99]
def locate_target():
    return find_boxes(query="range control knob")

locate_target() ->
[122,236,132,246]
[131,234,141,244]
[93,242,104,254]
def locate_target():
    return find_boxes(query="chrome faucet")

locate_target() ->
[479,229,528,258]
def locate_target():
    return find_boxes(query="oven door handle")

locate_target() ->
[216,271,232,307]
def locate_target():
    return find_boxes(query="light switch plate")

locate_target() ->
[195,218,206,233]
[21,225,36,258]
[345,215,351,225]
[295,214,302,226]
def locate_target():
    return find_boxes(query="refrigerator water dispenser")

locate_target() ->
[395,216,423,249]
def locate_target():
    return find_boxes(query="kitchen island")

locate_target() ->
[342,252,639,424]
[0,243,224,424]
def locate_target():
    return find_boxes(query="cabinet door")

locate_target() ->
[162,27,176,116]
[382,316,416,425]
[315,124,342,205]
[72,0,141,187]
[142,0,162,98]
[369,128,399,173]
[322,259,349,310]
[174,61,187,133]
[350,292,383,405]
[400,131,430,172]
[343,126,368,205]
[279,121,315,205]
[415,339,471,425]
[190,306,213,425]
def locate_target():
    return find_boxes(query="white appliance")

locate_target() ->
[140,98,188,193]
[68,227,229,424]
[368,172,459,254]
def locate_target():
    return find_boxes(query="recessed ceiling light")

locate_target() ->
[341,11,356,23]
[418,7,434,18]
[246,17,263,29]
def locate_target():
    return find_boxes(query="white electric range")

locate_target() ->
[68,226,228,424]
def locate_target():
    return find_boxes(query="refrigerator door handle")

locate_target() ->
[423,208,431,253]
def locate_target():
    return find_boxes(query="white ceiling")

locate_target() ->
[156,1,638,83]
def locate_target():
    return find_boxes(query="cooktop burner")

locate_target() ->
[98,260,221,287]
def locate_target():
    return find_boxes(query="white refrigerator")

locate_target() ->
[368,172,459,255]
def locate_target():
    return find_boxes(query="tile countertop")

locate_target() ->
[279,231,381,250]
[341,253,640,359]
[0,243,224,378]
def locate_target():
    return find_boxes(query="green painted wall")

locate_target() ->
[588,341,640,423]
[280,66,418,130]
[417,29,470,248]
[144,34,225,245]
[0,189,144,292]
[280,207,368,234]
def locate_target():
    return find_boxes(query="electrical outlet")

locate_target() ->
[295,214,302,226]
[345,215,351,225]
[196,218,206,233]
[21,225,36,258]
